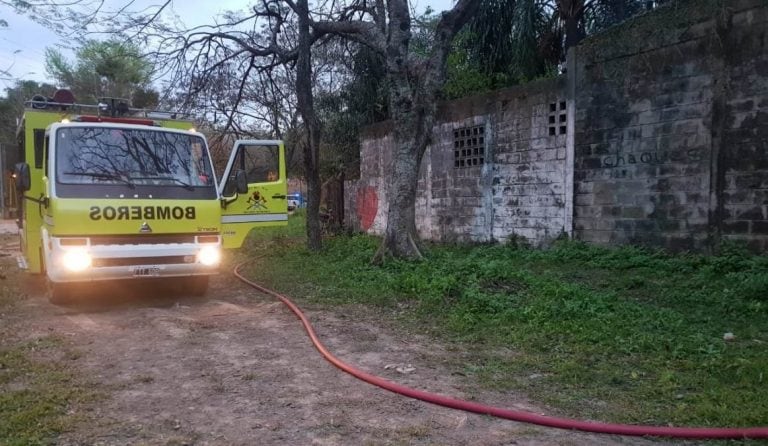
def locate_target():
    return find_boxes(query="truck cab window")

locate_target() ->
[223,144,279,196]
[33,129,45,168]
[44,135,50,178]
[54,126,216,199]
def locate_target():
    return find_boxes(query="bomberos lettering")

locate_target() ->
[89,206,196,220]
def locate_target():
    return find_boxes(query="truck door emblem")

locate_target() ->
[140,222,152,233]
[246,190,268,211]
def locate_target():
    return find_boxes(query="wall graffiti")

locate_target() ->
[601,148,704,168]
[356,186,378,231]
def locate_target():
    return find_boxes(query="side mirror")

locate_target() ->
[14,163,31,192]
[235,169,248,194]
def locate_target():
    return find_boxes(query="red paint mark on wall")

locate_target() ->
[356,186,378,231]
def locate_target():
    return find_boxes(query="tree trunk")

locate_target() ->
[560,0,587,51]
[371,74,435,263]
[372,138,424,261]
[296,0,322,250]
[563,16,585,50]
[324,172,345,234]
[371,0,421,263]
[370,0,478,263]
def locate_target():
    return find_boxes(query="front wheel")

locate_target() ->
[185,276,209,296]
[49,282,77,305]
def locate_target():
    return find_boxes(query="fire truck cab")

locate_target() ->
[14,93,287,303]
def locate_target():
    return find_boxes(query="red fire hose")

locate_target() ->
[234,262,768,439]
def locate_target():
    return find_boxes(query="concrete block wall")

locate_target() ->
[489,79,570,243]
[347,0,768,252]
[720,2,768,251]
[346,79,570,246]
[572,2,720,250]
[345,122,436,240]
[571,0,768,251]
[344,123,393,235]
[428,114,491,242]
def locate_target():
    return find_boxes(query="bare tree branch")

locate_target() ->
[310,19,384,52]
[129,0,170,39]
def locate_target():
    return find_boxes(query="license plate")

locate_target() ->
[132,266,161,277]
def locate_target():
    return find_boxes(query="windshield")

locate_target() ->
[55,126,216,199]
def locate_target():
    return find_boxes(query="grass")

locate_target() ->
[0,339,97,445]
[0,243,97,445]
[241,213,768,431]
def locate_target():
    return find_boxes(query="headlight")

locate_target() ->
[62,249,92,272]
[197,246,221,266]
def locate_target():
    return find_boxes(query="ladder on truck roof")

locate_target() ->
[24,89,193,121]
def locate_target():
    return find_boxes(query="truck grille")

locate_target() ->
[89,235,197,245]
[92,256,192,267]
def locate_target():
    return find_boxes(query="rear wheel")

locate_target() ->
[185,276,209,296]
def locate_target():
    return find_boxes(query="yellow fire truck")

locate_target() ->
[13,92,287,303]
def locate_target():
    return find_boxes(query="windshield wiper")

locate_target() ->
[63,171,136,189]
[129,176,195,191]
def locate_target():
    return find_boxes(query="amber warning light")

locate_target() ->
[72,115,156,126]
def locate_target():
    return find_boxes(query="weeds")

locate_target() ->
[0,338,98,445]
[243,215,768,428]
[0,238,97,445]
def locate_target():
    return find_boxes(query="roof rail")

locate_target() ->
[24,97,193,121]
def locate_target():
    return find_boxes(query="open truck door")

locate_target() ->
[219,140,288,249]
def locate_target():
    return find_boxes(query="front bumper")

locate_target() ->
[44,234,221,283]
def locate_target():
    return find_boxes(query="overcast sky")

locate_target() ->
[0,0,454,91]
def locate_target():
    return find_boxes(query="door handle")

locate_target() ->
[272,194,286,199]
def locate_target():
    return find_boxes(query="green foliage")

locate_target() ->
[243,217,768,428]
[464,0,520,73]
[446,0,663,98]
[587,0,649,34]
[316,91,361,178]
[0,340,96,445]
[442,33,516,99]
[0,249,97,444]
[45,39,156,106]
[130,86,160,109]
[244,208,308,252]
[447,0,562,96]
[409,9,441,58]
[0,80,57,165]
[316,45,389,178]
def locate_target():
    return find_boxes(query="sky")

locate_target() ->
[0,0,454,91]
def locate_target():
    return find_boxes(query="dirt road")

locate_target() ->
[7,253,666,445]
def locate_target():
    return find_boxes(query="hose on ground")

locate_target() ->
[234,261,768,439]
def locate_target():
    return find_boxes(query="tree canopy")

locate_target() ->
[444,0,668,98]
[0,80,57,170]
[45,39,157,107]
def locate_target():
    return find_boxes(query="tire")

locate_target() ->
[49,282,76,305]
[43,253,77,305]
[185,276,209,296]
